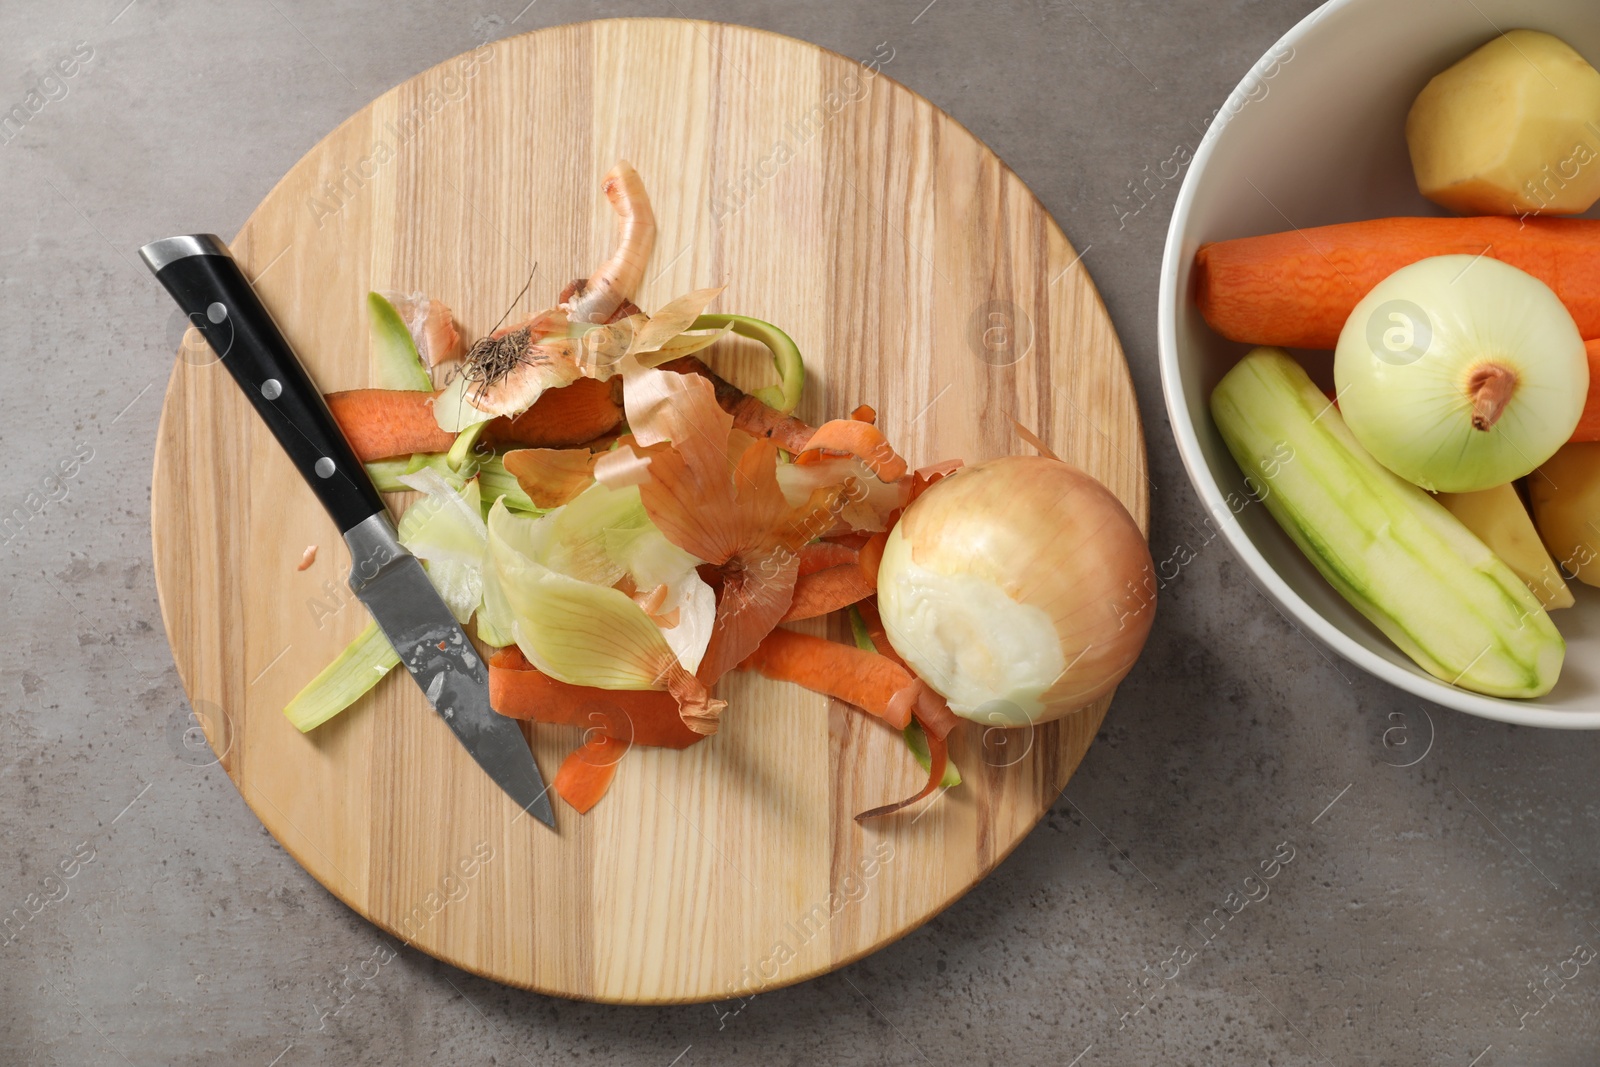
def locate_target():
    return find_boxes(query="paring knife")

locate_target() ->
[141,234,556,829]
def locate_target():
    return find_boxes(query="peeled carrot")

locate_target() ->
[553,735,627,814]
[488,646,703,749]
[1572,340,1600,443]
[487,376,623,449]
[739,628,915,729]
[325,388,456,461]
[782,564,876,622]
[1195,217,1600,349]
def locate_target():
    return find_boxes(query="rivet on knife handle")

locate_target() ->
[139,235,385,533]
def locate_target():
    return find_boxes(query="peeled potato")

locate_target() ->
[1529,442,1600,588]
[1438,482,1574,609]
[1406,29,1600,216]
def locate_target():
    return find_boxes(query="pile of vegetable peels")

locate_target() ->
[290,162,972,819]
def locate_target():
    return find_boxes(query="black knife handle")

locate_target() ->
[141,235,385,533]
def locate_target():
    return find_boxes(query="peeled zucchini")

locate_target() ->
[1210,347,1563,698]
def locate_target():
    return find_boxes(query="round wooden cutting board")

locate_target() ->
[151,18,1147,1003]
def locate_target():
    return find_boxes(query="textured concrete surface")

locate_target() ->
[5,1,1600,1064]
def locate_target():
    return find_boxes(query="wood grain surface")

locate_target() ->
[150,18,1147,1003]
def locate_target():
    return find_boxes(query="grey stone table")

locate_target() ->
[4,1,1597,1064]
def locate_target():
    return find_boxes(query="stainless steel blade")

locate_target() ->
[344,514,555,828]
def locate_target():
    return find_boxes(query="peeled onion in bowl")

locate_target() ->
[876,455,1155,726]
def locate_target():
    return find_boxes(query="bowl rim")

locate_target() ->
[1156,0,1600,730]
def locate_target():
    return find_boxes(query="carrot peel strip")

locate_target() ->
[553,735,628,814]
[855,598,964,746]
[855,699,948,822]
[794,419,909,482]
[328,379,625,465]
[857,531,889,587]
[823,531,872,551]
[486,376,623,449]
[853,598,900,662]
[488,645,704,749]
[798,541,859,576]
[781,563,876,622]
[326,388,457,461]
[845,597,962,823]
[913,682,963,742]
[738,627,915,729]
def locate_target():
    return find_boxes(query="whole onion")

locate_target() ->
[1334,255,1587,493]
[876,455,1155,726]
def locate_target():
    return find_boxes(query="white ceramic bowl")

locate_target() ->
[1159,0,1600,727]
